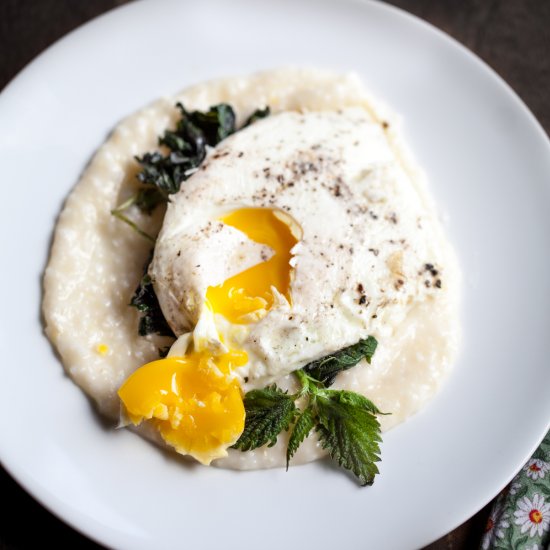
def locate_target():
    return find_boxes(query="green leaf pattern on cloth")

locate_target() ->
[480,429,550,550]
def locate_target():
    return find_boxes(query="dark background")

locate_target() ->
[1,1,548,548]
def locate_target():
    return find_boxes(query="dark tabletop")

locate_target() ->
[1,1,548,548]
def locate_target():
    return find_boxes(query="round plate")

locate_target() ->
[1,1,549,548]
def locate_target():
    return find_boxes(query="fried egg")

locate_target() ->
[118,107,453,463]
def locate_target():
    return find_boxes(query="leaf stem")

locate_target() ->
[113,194,138,211]
[292,368,323,400]
[111,208,155,243]
[293,369,310,396]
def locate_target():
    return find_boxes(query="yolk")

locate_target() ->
[206,208,298,323]
[118,207,298,464]
[118,350,247,465]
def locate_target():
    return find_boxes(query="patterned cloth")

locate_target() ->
[480,429,550,549]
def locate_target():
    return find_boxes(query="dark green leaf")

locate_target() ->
[243,106,271,127]
[130,102,265,216]
[185,103,236,145]
[173,105,208,159]
[233,386,296,451]
[134,103,231,211]
[134,187,166,215]
[130,267,175,338]
[158,130,192,153]
[303,336,378,386]
[328,390,385,416]
[135,150,190,195]
[286,406,316,469]
[315,389,382,486]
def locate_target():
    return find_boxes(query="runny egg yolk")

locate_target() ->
[118,207,298,464]
[206,207,299,323]
[118,350,247,465]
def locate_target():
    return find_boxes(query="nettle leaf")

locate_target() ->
[234,339,386,486]
[315,389,382,486]
[130,269,175,338]
[133,103,236,210]
[331,390,385,416]
[115,102,270,238]
[185,103,236,145]
[303,336,378,386]
[286,406,316,469]
[233,386,296,451]
[243,106,271,127]
[158,130,193,153]
[133,187,166,215]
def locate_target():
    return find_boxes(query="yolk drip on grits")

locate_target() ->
[118,208,299,464]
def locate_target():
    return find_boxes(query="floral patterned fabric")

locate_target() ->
[481,429,550,550]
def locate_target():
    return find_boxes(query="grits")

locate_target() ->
[43,68,460,469]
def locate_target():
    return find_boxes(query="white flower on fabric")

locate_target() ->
[514,493,550,537]
[523,544,540,550]
[481,502,510,549]
[509,479,522,495]
[524,458,549,481]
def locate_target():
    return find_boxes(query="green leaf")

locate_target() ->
[130,266,175,338]
[126,102,265,218]
[233,386,296,451]
[243,106,271,127]
[186,103,236,145]
[325,390,385,416]
[315,389,382,486]
[303,336,378,386]
[133,103,235,209]
[286,406,316,469]
[133,187,166,215]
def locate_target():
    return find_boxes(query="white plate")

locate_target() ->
[1,0,549,548]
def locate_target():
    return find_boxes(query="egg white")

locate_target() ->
[151,108,448,390]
